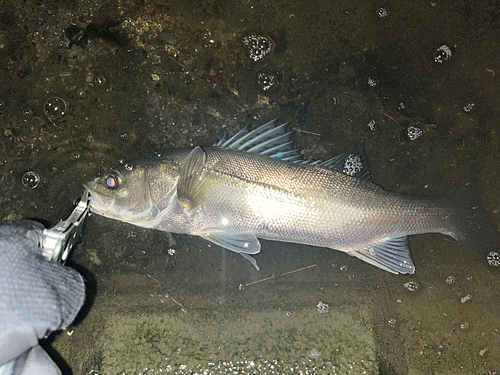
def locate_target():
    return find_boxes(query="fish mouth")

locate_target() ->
[83,177,148,225]
[83,178,117,215]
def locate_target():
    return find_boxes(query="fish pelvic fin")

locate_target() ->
[200,229,261,270]
[240,253,260,270]
[200,230,261,255]
[349,236,415,274]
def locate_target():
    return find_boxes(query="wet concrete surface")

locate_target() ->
[1,0,500,374]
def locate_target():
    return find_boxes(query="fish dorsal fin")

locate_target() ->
[238,122,290,151]
[220,119,278,148]
[260,140,295,156]
[349,236,415,274]
[214,126,249,147]
[246,127,293,153]
[215,120,372,181]
[200,230,261,255]
[216,119,301,159]
[317,145,372,182]
[177,146,208,211]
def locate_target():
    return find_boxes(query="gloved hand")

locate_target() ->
[0,220,85,375]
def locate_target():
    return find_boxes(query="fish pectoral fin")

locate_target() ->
[348,236,415,274]
[200,230,261,255]
[177,146,208,211]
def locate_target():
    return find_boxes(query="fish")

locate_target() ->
[83,119,497,274]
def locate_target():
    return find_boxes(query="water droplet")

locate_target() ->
[367,119,376,131]
[434,45,452,63]
[461,294,471,303]
[256,71,279,92]
[242,34,274,62]
[22,171,40,189]
[388,318,397,327]
[460,322,469,329]
[407,126,422,141]
[367,77,377,87]
[317,301,329,314]
[445,275,455,284]
[377,8,389,18]
[398,102,406,110]
[487,251,499,267]
[309,349,321,358]
[463,101,475,113]
[44,97,67,119]
[0,100,4,109]
[95,75,106,85]
[343,154,363,176]
[404,280,420,291]
[23,108,32,116]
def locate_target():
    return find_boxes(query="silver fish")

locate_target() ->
[83,119,496,273]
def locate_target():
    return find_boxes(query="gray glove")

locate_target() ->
[0,221,85,375]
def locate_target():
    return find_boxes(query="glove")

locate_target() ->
[0,220,85,374]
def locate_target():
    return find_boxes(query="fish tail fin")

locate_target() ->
[441,184,498,264]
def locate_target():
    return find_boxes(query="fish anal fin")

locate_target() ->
[349,236,415,274]
[200,230,261,255]
[177,146,208,211]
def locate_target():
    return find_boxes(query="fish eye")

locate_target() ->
[103,171,122,190]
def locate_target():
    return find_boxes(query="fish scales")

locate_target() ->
[150,148,446,249]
